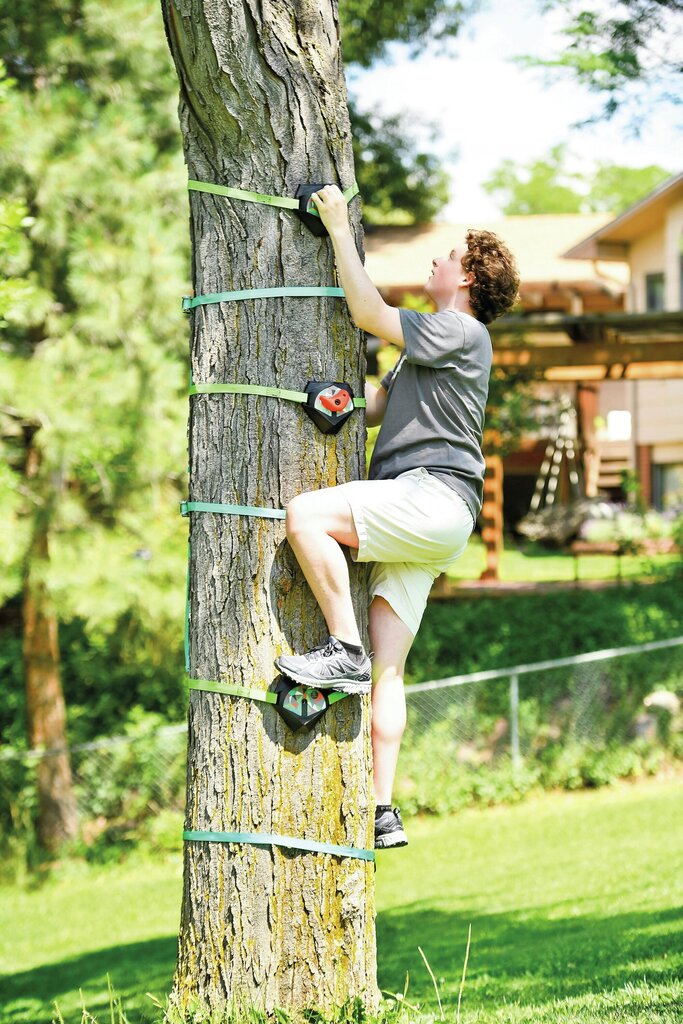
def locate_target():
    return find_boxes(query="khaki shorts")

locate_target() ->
[338,467,475,636]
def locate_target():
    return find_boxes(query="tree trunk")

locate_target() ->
[160,0,376,1015]
[23,441,78,852]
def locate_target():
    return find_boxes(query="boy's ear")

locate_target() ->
[461,271,475,287]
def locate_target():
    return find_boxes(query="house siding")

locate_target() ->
[630,225,666,312]
[664,197,683,311]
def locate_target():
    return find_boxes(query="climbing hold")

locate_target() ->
[296,183,331,237]
[274,677,346,731]
[304,381,358,434]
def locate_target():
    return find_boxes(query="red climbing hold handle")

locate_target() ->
[319,388,351,413]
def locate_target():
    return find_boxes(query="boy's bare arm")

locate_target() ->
[311,185,404,346]
[365,382,389,428]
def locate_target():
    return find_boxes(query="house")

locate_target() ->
[364,189,683,521]
[563,172,683,510]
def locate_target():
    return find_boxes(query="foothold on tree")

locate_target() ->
[274,678,331,730]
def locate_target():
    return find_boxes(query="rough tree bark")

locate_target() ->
[21,424,78,851]
[160,0,376,1015]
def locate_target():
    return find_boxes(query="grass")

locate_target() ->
[377,776,683,1022]
[446,535,678,584]
[0,778,681,1023]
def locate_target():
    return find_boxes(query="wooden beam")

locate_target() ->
[493,341,683,369]
[490,311,683,336]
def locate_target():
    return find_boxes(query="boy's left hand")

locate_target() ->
[310,184,351,238]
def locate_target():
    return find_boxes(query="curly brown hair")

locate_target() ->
[461,229,520,325]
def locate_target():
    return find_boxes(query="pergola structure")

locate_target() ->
[475,310,683,579]
[490,311,683,381]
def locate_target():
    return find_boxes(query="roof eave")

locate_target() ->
[563,171,683,260]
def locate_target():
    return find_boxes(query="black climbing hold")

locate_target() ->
[275,678,331,731]
[295,183,330,237]
[304,381,356,435]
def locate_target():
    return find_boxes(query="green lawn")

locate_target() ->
[447,535,678,584]
[1,779,681,1023]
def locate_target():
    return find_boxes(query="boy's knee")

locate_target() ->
[285,493,313,537]
[372,658,406,684]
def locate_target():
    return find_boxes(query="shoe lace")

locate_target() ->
[306,638,340,659]
[305,638,372,661]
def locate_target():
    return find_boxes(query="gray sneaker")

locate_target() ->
[375,806,408,849]
[275,636,372,694]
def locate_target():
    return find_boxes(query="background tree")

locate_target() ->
[0,2,189,852]
[484,145,585,216]
[339,0,478,65]
[483,144,672,215]
[339,0,472,223]
[351,106,450,224]
[522,0,683,123]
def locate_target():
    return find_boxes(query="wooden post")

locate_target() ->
[480,454,503,581]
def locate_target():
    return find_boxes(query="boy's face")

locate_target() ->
[425,240,473,305]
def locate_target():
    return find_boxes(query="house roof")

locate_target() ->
[363,213,629,292]
[563,172,683,261]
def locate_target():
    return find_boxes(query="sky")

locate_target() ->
[346,0,680,221]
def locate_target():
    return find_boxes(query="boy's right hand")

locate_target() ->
[310,185,351,238]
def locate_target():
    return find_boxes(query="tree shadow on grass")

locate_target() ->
[377,902,683,1012]
[3,903,681,1023]
[0,936,176,1024]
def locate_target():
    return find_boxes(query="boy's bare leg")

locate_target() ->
[368,595,415,804]
[285,489,363,647]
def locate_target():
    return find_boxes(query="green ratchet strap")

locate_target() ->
[188,679,277,704]
[183,828,374,862]
[186,678,347,707]
[180,500,286,520]
[189,381,366,408]
[187,180,360,219]
[182,286,344,313]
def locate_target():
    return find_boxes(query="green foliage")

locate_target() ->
[672,513,683,552]
[0,708,187,869]
[484,364,545,457]
[483,144,672,215]
[351,105,450,225]
[484,145,584,216]
[520,0,683,122]
[588,161,677,211]
[339,0,475,68]
[411,576,683,683]
[394,578,683,816]
[0,3,190,631]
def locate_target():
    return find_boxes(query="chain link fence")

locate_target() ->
[397,636,683,813]
[0,724,188,860]
[2,639,682,855]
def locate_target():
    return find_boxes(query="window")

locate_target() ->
[606,410,631,442]
[645,272,665,312]
[652,463,683,510]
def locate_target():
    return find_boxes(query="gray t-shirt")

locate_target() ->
[368,307,492,521]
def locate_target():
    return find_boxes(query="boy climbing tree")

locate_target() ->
[276,184,520,848]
